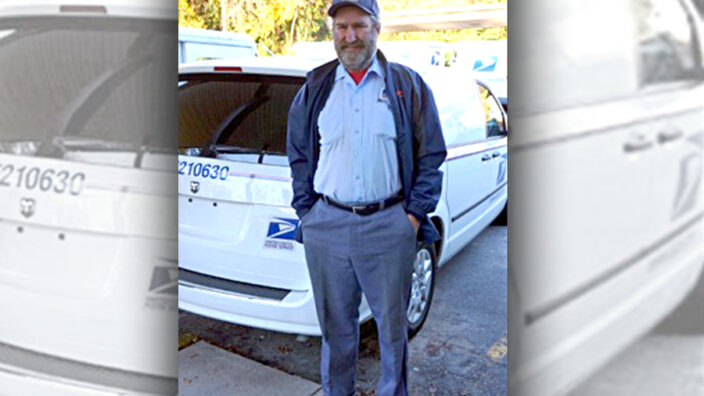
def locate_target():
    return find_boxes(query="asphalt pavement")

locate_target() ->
[178,225,507,396]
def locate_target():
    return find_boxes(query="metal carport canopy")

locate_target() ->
[379,4,507,33]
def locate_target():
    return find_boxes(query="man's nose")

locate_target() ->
[344,29,357,42]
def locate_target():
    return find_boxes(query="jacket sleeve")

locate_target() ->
[406,74,447,222]
[286,83,317,220]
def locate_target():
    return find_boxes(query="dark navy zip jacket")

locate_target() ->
[286,50,447,244]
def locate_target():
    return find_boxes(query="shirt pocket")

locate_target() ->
[317,101,345,146]
[372,100,397,141]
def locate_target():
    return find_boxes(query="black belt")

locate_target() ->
[321,192,404,216]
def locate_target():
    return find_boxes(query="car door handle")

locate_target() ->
[492,151,501,158]
[481,153,492,162]
[657,129,683,145]
[623,135,654,153]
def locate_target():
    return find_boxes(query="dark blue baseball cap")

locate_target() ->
[328,0,380,18]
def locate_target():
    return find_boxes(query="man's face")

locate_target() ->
[332,6,380,72]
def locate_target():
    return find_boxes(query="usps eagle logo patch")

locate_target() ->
[264,217,299,250]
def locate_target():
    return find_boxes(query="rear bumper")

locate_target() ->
[179,277,323,336]
[0,367,124,396]
[0,349,173,396]
[0,230,177,379]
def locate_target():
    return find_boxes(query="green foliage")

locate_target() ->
[218,0,331,55]
[178,0,206,29]
[187,0,222,30]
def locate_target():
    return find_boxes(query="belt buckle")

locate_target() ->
[351,205,366,214]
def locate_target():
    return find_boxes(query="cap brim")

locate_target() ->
[328,2,374,17]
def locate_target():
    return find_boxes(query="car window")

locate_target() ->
[0,17,175,162]
[478,84,507,138]
[178,74,304,158]
[510,0,639,115]
[633,0,704,86]
[427,73,487,146]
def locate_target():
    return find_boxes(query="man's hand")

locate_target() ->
[407,214,420,234]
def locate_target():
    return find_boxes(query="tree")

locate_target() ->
[178,0,206,29]
[220,0,331,55]
[186,0,221,30]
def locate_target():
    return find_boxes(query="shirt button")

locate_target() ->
[354,152,359,157]
[355,176,360,180]
[355,108,360,113]
[355,130,360,134]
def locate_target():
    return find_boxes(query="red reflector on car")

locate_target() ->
[214,67,243,72]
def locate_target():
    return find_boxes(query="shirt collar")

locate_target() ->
[335,53,384,84]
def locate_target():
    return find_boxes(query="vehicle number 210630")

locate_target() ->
[0,163,86,195]
[178,161,229,181]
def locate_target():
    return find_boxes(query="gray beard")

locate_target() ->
[337,45,376,72]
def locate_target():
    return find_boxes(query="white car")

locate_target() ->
[177,55,508,338]
[509,0,704,394]
[454,39,507,109]
[0,1,177,394]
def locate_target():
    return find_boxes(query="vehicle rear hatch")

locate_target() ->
[0,11,177,390]
[178,71,311,293]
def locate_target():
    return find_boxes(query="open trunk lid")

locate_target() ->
[178,71,309,292]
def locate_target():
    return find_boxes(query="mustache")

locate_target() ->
[341,41,365,50]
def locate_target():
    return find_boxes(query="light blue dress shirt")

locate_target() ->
[314,56,401,205]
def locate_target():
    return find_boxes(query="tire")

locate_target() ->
[493,201,508,226]
[407,241,437,339]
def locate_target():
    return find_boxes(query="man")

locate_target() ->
[286,1,446,395]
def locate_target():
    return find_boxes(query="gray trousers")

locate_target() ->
[301,198,417,396]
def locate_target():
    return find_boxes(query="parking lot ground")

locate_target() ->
[179,341,321,396]
[179,225,507,396]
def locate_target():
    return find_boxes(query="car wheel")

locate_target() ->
[493,201,508,226]
[407,241,437,339]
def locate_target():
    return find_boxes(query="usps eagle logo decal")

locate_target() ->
[264,217,299,250]
[145,261,178,312]
[472,56,498,72]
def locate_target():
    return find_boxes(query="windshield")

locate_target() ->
[178,73,304,163]
[0,16,176,165]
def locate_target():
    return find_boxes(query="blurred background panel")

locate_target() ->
[0,0,177,394]
[508,0,704,395]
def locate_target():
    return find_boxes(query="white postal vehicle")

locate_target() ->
[178,55,508,337]
[0,1,177,394]
[509,0,704,395]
